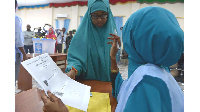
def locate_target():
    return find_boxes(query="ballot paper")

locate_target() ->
[21,53,91,111]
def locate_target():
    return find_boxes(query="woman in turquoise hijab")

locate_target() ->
[65,0,117,82]
[40,6,184,112]
[109,6,184,111]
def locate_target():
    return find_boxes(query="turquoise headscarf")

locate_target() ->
[122,6,184,78]
[66,0,117,82]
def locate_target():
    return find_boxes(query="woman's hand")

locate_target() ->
[65,70,76,79]
[40,90,69,112]
[107,33,121,60]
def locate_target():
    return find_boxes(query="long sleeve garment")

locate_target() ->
[15,15,24,61]
[65,0,117,82]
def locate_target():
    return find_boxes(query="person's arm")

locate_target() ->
[23,31,28,39]
[110,58,118,95]
[63,35,67,43]
[55,29,60,34]
[108,33,121,96]
[18,47,27,61]
[43,24,48,33]
[65,68,77,79]
[65,62,82,79]
[15,16,27,61]
[32,31,35,38]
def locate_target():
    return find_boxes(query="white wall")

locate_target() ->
[52,6,72,30]
[16,7,53,31]
[78,6,88,26]
[16,2,184,32]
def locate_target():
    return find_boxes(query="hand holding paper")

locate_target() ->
[40,90,69,112]
[21,53,91,111]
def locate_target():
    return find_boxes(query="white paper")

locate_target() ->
[21,53,91,111]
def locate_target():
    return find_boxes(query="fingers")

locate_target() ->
[40,90,49,104]
[107,41,113,45]
[41,94,48,104]
[109,33,120,39]
[108,33,121,47]
[72,75,76,79]
[66,70,76,79]
[57,98,65,107]
[107,37,115,41]
[43,106,47,112]
[109,33,118,37]
[107,38,118,47]
[47,91,59,102]
[107,37,120,41]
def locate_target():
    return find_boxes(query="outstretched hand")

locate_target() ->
[65,70,76,79]
[39,90,69,112]
[107,33,121,60]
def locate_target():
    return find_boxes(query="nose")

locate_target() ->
[97,17,102,21]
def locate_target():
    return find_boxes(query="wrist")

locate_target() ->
[110,57,118,72]
[110,56,117,61]
[71,66,78,76]
[110,56,116,60]
[111,68,119,74]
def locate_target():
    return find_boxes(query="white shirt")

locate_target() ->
[15,15,24,61]
[23,30,35,45]
[55,29,67,44]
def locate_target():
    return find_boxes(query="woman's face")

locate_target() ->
[91,11,108,27]
[49,28,52,33]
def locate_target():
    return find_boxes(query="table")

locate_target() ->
[18,53,67,91]
[15,80,117,112]
[77,80,117,112]
[26,53,67,72]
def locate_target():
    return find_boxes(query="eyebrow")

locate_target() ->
[92,11,108,14]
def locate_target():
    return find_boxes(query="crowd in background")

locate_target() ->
[23,23,76,54]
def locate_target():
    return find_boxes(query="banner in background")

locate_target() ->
[18,0,183,10]
[18,4,49,10]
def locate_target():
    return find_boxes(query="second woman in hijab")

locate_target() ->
[109,6,184,112]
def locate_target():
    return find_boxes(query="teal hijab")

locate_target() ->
[66,0,117,82]
[122,6,184,78]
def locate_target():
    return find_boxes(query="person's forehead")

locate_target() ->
[91,10,107,14]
